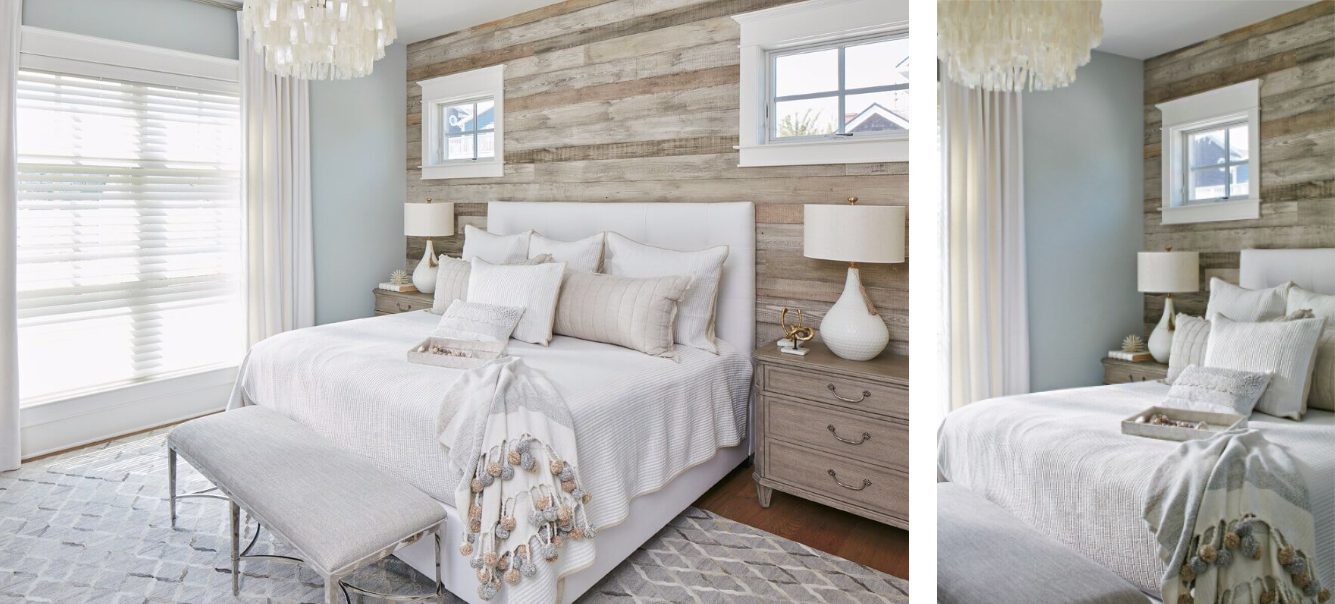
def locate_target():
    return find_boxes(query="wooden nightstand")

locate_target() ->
[1101,357,1168,384]
[752,340,908,529]
[372,288,433,315]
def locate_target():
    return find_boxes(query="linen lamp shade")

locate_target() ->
[804,205,906,264]
[404,201,455,237]
[1138,251,1199,293]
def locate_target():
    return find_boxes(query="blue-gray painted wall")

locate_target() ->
[22,0,407,326]
[1023,50,1146,391]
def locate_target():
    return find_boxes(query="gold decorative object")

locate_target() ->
[779,307,816,354]
[1122,334,1145,353]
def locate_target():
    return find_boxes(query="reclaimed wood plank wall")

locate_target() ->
[404,0,909,354]
[1142,1,1335,326]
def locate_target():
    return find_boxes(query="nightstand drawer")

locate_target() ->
[765,365,906,419]
[767,440,907,521]
[375,291,432,314]
[766,395,907,471]
[1102,359,1168,385]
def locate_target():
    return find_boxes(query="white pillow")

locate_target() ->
[1166,314,1211,384]
[1289,286,1335,412]
[1162,365,1271,416]
[433,300,525,343]
[1203,315,1326,420]
[431,253,552,314]
[602,232,728,353]
[466,259,566,345]
[1206,277,1290,322]
[529,233,604,273]
[462,225,531,264]
[554,272,689,358]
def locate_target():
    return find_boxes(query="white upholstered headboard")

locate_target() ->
[1240,248,1335,295]
[487,202,757,354]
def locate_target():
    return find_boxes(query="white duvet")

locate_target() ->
[937,381,1335,598]
[229,311,752,533]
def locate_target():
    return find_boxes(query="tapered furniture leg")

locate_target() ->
[756,483,773,508]
[167,447,177,527]
[434,531,445,603]
[230,500,240,596]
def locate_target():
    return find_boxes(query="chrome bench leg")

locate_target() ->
[230,500,240,596]
[167,447,177,528]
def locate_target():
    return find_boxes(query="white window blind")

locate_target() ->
[14,68,243,406]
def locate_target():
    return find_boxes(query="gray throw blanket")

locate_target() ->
[1144,428,1329,603]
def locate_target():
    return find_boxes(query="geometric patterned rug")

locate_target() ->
[0,430,909,603]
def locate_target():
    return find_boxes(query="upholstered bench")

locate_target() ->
[938,482,1150,604]
[167,406,448,603]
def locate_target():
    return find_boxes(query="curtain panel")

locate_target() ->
[1,0,21,471]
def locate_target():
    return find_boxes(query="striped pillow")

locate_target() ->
[554,271,690,358]
[1204,315,1326,419]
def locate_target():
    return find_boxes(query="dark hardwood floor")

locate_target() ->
[693,462,910,580]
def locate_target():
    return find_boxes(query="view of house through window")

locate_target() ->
[1185,122,1249,202]
[440,97,496,162]
[14,69,244,405]
[769,34,909,140]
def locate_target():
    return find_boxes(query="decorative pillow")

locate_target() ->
[1167,314,1211,384]
[602,232,728,354]
[466,259,566,345]
[1162,365,1272,416]
[1203,315,1326,420]
[1289,286,1335,412]
[530,233,604,273]
[462,225,531,264]
[554,272,689,358]
[433,300,525,343]
[1206,277,1291,322]
[431,253,553,314]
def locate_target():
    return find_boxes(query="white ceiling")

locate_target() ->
[1099,0,1320,60]
[395,0,564,45]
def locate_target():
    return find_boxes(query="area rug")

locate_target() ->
[0,429,908,603]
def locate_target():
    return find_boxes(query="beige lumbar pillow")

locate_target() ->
[602,232,727,354]
[1289,285,1335,412]
[554,271,689,358]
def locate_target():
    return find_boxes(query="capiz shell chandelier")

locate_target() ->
[242,0,397,80]
[939,0,1102,92]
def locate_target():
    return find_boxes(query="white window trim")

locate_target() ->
[15,27,241,459]
[1157,79,1261,225]
[733,0,908,167]
[419,65,505,179]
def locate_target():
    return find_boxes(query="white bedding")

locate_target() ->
[229,311,752,533]
[938,381,1335,597]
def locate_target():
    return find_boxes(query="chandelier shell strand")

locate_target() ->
[242,0,397,80]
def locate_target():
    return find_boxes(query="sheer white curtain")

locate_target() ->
[240,17,315,346]
[1,0,20,471]
[941,78,1030,412]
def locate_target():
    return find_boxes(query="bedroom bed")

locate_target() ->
[229,201,757,603]
[938,248,1335,599]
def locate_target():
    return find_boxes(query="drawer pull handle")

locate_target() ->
[826,383,871,403]
[397,302,412,312]
[827,425,871,445]
[827,469,872,491]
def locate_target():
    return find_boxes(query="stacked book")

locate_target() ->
[378,282,417,293]
[1107,350,1153,362]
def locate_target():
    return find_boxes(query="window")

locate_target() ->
[14,68,243,405]
[1157,79,1260,225]
[734,0,908,167]
[420,65,504,179]
[769,35,909,141]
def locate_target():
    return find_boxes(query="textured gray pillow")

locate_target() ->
[1204,315,1326,420]
[553,271,689,358]
[433,300,525,343]
[1162,365,1271,416]
[1289,286,1335,411]
[1206,277,1290,322]
[1167,314,1210,384]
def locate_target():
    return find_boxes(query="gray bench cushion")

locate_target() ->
[938,483,1149,604]
[168,406,446,576]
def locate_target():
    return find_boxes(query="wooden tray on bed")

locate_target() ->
[1121,406,1246,442]
[407,337,506,369]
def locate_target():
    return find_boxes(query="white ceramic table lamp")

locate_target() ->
[405,200,455,294]
[1138,248,1199,363]
[803,199,906,361]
